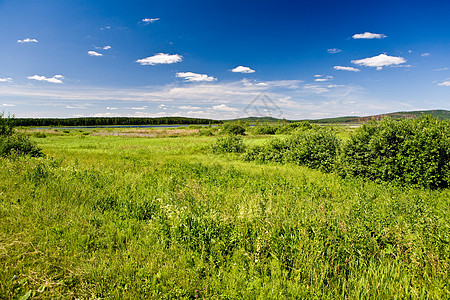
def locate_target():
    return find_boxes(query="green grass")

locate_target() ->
[1,132,449,299]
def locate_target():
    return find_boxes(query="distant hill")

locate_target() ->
[228,110,450,124]
[307,109,450,123]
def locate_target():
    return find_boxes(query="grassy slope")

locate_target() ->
[1,132,449,298]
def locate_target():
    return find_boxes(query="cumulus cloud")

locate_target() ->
[106,107,118,110]
[176,72,216,82]
[327,48,342,54]
[17,38,38,43]
[27,75,64,84]
[333,66,360,72]
[0,78,13,82]
[421,53,431,57]
[103,46,111,50]
[88,51,103,57]
[351,54,406,70]
[136,53,182,65]
[212,104,239,111]
[438,81,450,86]
[231,66,255,73]
[142,18,160,24]
[352,32,386,39]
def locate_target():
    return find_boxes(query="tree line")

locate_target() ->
[10,117,222,127]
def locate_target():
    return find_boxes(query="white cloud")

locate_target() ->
[351,54,406,70]
[103,46,111,50]
[1,103,15,107]
[17,38,38,43]
[176,72,217,82]
[88,51,103,57]
[0,78,13,82]
[352,32,386,39]
[179,105,202,110]
[434,67,448,71]
[106,107,118,110]
[314,75,333,82]
[255,82,269,86]
[438,81,450,86]
[127,106,148,110]
[231,66,255,73]
[333,66,360,72]
[136,53,182,65]
[142,18,160,24]
[421,53,431,57]
[66,105,87,109]
[327,48,342,54]
[27,75,64,84]
[212,104,239,111]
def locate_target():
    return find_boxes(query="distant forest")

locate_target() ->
[11,117,222,127]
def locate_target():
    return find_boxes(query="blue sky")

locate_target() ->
[0,0,449,120]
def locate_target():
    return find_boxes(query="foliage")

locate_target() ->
[338,116,450,188]
[211,134,246,153]
[198,127,219,136]
[221,123,246,135]
[1,112,15,136]
[9,116,222,127]
[0,134,448,298]
[275,121,314,134]
[244,128,340,172]
[0,113,43,157]
[251,125,279,135]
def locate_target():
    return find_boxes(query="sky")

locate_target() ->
[0,0,449,120]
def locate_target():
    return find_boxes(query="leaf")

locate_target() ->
[19,290,32,300]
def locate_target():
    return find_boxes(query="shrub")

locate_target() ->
[244,128,340,172]
[0,133,43,157]
[0,113,43,157]
[211,135,246,154]
[252,125,279,135]
[0,112,14,137]
[338,116,450,188]
[198,127,218,136]
[275,121,313,134]
[221,123,245,135]
[33,131,47,138]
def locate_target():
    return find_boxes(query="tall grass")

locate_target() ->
[0,132,449,298]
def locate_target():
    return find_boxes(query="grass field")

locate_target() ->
[1,128,449,299]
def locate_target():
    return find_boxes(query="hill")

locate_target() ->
[228,109,450,124]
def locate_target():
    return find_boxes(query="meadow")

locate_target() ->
[1,125,449,299]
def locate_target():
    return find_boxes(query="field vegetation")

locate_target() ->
[1,115,449,299]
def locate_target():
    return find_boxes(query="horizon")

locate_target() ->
[1,0,449,119]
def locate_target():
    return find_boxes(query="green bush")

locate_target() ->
[211,135,246,154]
[0,112,14,137]
[275,121,313,134]
[221,123,245,135]
[0,133,43,157]
[0,113,43,157]
[198,127,218,136]
[338,116,450,188]
[244,128,340,172]
[252,125,279,135]
[33,131,47,138]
